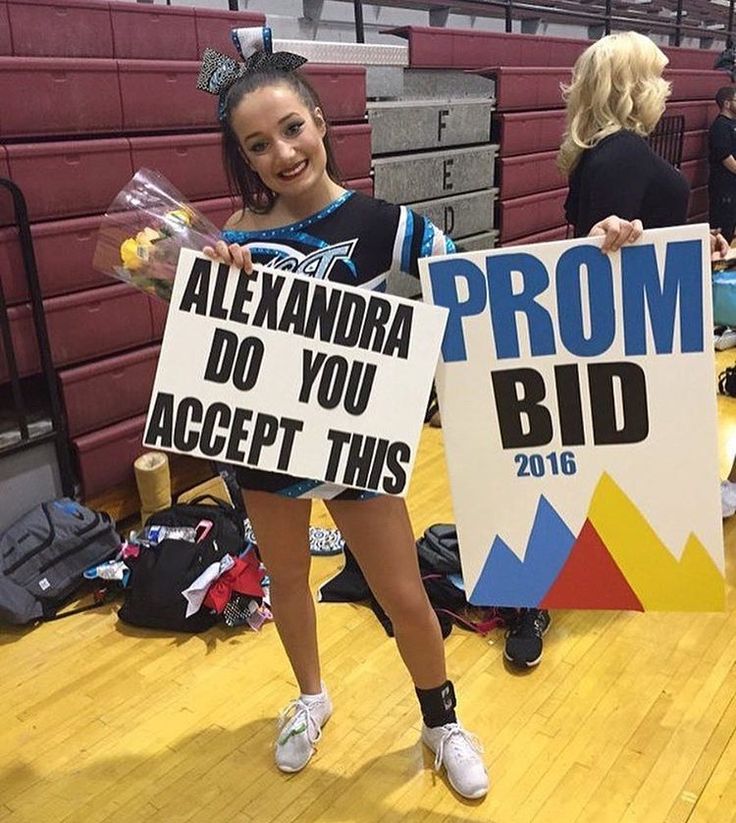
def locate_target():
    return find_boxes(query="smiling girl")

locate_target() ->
[197,30,489,800]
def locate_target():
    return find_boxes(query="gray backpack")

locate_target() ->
[0,499,121,625]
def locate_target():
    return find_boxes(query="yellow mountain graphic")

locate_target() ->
[587,473,725,611]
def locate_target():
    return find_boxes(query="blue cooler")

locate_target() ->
[712,269,736,327]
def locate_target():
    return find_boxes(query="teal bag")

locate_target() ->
[712,269,736,327]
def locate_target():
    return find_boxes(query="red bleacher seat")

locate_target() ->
[149,296,167,341]
[110,3,197,61]
[484,67,569,112]
[681,158,709,190]
[4,139,133,222]
[301,65,366,123]
[498,149,566,199]
[665,100,716,132]
[499,188,569,242]
[331,124,372,180]
[0,303,37,380]
[194,8,266,57]
[682,129,709,162]
[0,2,11,56]
[483,67,725,112]
[129,133,228,203]
[0,58,366,139]
[73,413,147,497]
[118,61,365,134]
[345,177,373,198]
[384,25,586,69]
[7,0,113,58]
[0,227,25,304]
[118,60,214,132]
[689,185,709,218]
[195,195,238,230]
[385,24,720,72]
[43,283,154,370]
[5,1,267,62]
[497,111,566,158]
[0,283,159,381]
[669,70,727,103]
[60,344,159,437]
[0,215,108,306]
[664,46,721,71]
[0,144,10,223]
[0,57,122,138]
[504,225,569,246]
[498,106,714,160]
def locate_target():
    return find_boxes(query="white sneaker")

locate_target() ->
[275,687,332,773]
[715,327,736,351]
[422,722,489,799]
[721,480,736,518]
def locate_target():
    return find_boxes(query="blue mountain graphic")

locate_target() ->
[469,495,576,607]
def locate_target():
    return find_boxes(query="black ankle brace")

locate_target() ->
[416,679,458,728]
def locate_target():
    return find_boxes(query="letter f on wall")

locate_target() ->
[428,259,487,362]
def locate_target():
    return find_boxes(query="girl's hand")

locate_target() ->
[202,240,253,272]
[588,215,644,253]
[711,231,730,261]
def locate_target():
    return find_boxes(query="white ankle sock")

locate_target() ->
[300,687,325,704]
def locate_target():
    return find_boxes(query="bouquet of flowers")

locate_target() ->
[93,169,221,302]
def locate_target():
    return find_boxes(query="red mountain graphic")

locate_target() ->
[540,520,644,610]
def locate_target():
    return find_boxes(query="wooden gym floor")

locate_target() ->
[1,353,736,823]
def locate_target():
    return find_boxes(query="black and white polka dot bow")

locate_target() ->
[197,26,307,120]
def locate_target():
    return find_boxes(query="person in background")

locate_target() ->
[560,31,689,236]
[709,86,736,243]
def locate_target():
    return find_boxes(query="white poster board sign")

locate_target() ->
[419,225,725,610]
[143,249,447,496]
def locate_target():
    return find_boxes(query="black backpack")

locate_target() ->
[118,495,246,633]
[143,495,245,553]
[416,523,462,575]
[0,499,121,625]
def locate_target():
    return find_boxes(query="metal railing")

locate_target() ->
[647,114,685,169]
[150,0,735,48]
[0,179,75,496]
[342,0,735,48]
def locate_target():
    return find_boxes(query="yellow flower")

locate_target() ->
[120,227,161,271]
[168,208,192,228]
[137,227,161,245]
[120,237,144,271]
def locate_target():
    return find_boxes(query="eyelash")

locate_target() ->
[248,121,305,154]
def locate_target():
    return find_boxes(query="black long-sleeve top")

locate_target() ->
[564,130,690,237]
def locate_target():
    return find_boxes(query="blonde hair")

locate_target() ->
[557,31,671,175]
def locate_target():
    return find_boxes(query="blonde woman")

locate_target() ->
[560,31,689,237]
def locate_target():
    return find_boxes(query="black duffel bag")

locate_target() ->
[118,495,246,633]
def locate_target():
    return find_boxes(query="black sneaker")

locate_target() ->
[502,608,551,668]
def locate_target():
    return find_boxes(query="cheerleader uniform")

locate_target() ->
[221,189,453,500]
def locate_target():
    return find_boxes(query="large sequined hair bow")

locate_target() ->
[197,26,307,120]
